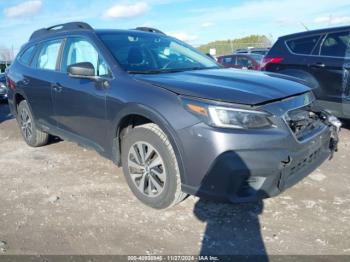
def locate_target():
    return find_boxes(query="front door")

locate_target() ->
[53,37,112,151]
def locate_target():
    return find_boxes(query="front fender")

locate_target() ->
[110,102,189,185]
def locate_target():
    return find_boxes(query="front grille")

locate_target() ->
[285,107,325,141]
[289,148,322,176]
[278,147,324,190]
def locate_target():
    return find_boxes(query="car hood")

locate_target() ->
[133,68,310,105]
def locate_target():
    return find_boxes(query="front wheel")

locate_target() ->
[17,100,49,147]
[121,123,187,209]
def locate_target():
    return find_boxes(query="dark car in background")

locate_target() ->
[217,54,263,70]
[262,26,350,119]
[0,73,8,101]
[6,22,340,209]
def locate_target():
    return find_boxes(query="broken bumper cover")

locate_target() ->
[179,116,340,203]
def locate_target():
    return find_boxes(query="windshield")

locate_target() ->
[98,31,219,74]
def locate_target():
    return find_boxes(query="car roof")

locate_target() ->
[94,29,165,36]
[26,22,166,46]
[278,25,350,40]
[28,29,164,43]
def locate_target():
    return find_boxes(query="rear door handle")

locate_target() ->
[51,83,63,93]
[310,62,326,68]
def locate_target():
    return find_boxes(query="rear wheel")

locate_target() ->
[121,123,187,209]
[17,100,49,147]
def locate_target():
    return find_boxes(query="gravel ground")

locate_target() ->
[0,102,350,256]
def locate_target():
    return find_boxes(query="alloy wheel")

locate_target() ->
[20,108,33,141]
[127,141,166,197]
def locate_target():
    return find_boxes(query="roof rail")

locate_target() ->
[134,27,166,35]
[29,22,93,41]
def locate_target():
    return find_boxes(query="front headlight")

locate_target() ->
[208,106,273,129]
[183,98,273,129]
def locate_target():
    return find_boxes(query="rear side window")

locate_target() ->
[286,35,321,54]
[223,56,233,64]
[36,40,62,70]
[237,56,252,67]
[320,31,350,58]
[19,46,35,65]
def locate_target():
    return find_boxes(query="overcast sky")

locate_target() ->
[0,0,350,51]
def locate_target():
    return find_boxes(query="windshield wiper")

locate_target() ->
[184,66,219,71]
[127,70,164,74]
[127,66,219,75]
[127,68,189,74]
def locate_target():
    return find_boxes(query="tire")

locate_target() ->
[16,100,49,147]
[121,123,187,209]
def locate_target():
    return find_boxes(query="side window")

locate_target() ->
[19,46,35,66]
[320,31,350,58]
[62,38,111,77]
[286,35,321,55]
[36,40,62,70]
[223,57,232,64]
[236,56,251,67]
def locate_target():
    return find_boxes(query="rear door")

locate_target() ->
[308,30,350,117]
[24,39,63,128]
[282,34,322,76]
[53,37,112,151]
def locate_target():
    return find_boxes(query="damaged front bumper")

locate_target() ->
[322,112,342,157]
[278,112,341,194]
[179,94,341,203]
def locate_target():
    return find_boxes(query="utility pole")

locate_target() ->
[328,14,333,26]
[300,22,309,31]
[229,39,234,53]
[11,45,14,62]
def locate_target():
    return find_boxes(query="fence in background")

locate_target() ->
[197,42,272,57]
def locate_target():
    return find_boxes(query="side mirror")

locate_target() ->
[68,62,95,79]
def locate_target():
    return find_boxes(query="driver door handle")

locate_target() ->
[51,83,63,93]
[22,78,30,86]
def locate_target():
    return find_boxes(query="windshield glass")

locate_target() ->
[98,31,219,74]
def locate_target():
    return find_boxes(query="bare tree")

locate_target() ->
[0,46,14,63]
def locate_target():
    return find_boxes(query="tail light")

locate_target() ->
[261,56,283,70]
